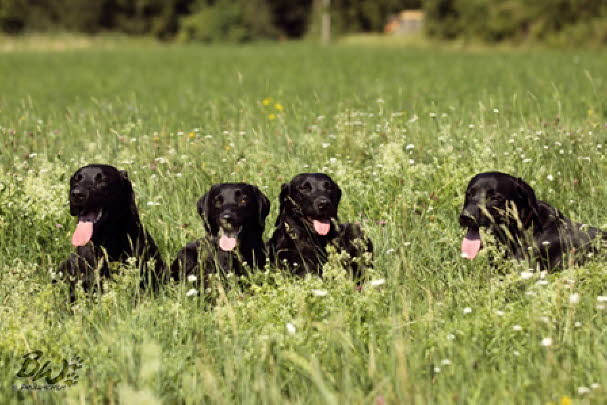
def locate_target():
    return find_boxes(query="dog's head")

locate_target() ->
[69,164,136,247]
[459,172,540,259]
[277,173,342,236]
[197,183,270,252]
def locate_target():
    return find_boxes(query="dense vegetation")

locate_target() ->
[0,0,420,40]
[3,0,605,45]
[0,39,606,403]
[426,0,607,46]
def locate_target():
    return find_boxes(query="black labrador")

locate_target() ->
[269,173,372,277]
[459,172,605,270]
[58,164,165,298]
[170,183,270,289]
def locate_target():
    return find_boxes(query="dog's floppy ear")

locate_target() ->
[119,169,139,217]
[334,181,342,208]
[197,186,218,234]
[514,177,540,229]
[253,186,271,230]
[275,183,290,226]
[68,171,78,216]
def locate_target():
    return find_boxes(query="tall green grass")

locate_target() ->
[0,41,606,404]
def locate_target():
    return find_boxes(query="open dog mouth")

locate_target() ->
[71,208,103,247]
[218,226,242,251]
[306,217,332,236]
[461,226,482,259]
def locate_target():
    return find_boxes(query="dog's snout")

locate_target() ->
[220,211,236,223]
[315,197,331,211]
[70,189,87,204]
[459,208,478,227]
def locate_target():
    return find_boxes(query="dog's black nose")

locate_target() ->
[221,212,235,223]
[316,198,331,211]
[459,212,476,228]
[70,189,87,204]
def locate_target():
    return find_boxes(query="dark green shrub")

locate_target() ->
[424,0,607,45]
[178,0,279,43]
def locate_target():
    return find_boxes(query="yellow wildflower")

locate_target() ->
[275,103,284,112]
[560,396,572,405]
[188,132,196,139]
[268,113,276,121]
[262,98,272,106]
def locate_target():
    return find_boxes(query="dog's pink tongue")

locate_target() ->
[461,228,481,259]
[71,221,93,247]
[219,235,237,251]
[312,219,331,235]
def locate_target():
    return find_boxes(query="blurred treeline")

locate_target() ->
[0,0,421,41]
[0,0,606,45]
[427,0,607,46]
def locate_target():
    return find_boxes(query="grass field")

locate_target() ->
[1,38,607,404]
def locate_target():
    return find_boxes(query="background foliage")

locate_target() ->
[425,0,607,46]
[11,0,607,46]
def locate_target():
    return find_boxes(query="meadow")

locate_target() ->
[0,38,606,404]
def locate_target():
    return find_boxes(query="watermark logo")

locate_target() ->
[13,350,83,391]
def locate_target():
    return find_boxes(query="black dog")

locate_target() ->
[58,164,165,298]
[459,172,605,270]
[269,173,372,277]
[170,183,270,289]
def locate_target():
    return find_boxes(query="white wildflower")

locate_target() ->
[187,275,197,283]
[286,322,297,335]
[311,289,328,297]
[370,279,385,287]
[463,307,472,314]
[569,293,580,304]
[186,289,197,297]
[520,271,533,279]
[540,337,553,347]
[513,325,522,331]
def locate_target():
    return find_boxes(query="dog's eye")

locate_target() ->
[298,182,312,193]
[94,173,104,183]
[239,198,247,205]
[323,181,332,190]
[214,197,223,207]
[74,173,83,182]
